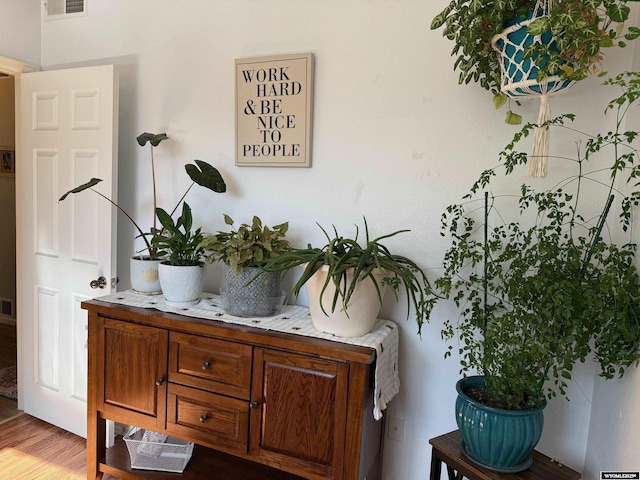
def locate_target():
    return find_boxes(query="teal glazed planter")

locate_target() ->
[455,376,546,473]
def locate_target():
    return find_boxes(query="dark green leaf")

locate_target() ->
[59,178,103,201]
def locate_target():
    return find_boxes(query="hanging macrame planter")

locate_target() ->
[491,0,575,177]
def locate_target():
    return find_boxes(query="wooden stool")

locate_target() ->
[429,431,582,480]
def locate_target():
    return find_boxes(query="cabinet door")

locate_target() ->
[250,349,348,480]
[99,318,168,431]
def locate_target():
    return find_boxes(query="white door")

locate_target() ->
[17,65,118,438]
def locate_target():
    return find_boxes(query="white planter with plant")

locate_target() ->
[157,262,207,307]
[152,202,207,307]
[305,265,386,337]
[129,256,163,294]
[200,215,291,317]
[262,218,433,337]
[59,132,227,293]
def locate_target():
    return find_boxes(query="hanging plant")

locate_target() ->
[431,0,640,119]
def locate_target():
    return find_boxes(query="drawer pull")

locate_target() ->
[200,415,208,423]
[250,401,260,410]
[201,361,211,370]
[155,378,165,386]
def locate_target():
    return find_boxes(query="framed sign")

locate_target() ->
[0,150,14,176]
[235,52,314,167]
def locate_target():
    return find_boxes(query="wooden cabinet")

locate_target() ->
[85,299,383,480]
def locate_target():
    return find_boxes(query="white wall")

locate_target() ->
[36,2,640,479]
[0,0,40,66]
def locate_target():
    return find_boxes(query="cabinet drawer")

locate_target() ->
[169,332,252,399]
[167,383,249,455]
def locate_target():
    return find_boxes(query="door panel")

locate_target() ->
[18,65,118,437]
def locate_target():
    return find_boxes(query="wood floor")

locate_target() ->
[0,326,117,478]
[0,413,120,480]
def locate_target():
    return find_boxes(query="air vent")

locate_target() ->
[44,0,85,18]
[0,298,14,319]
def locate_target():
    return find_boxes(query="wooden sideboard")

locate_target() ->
[84,298,383,480]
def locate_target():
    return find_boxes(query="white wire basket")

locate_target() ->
[123,427,194,473]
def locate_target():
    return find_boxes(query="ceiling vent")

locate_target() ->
[44,0,86,19]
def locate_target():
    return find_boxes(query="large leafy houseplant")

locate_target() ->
[152,202,208,306]
[199,215,291,274]
[262,218,434,335]
[151,202,206,266]
[200,215,292,317]
[430,0,640,122]
[434,72,640,411]
[59,132,227,257]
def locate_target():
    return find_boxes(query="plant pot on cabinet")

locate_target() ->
[305,266,386,338]
[158,262,207,307]
[456,376,546,473]
[130,256,163,295]
[220,263,284,317]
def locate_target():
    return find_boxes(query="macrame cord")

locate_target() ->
[491,0,575,177]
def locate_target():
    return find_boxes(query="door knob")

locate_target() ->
[202,361,211,370]
[90,276,107,289]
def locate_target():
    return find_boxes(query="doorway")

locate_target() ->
[0,55,37,420]
[0,73,18,422]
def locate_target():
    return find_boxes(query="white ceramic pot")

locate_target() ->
[305,265,386,337]
[158,262,207,307]
[130,256,163,295]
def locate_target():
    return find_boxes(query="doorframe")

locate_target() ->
[0,55,39,411]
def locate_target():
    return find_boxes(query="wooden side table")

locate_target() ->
[429,431,582,480]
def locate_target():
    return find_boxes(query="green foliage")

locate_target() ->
[199,215,292,274]
[431,0,639,120]
[151,202,206,266]
[261,218,436,335]
[58,132,226,257]
[435,72,640,409]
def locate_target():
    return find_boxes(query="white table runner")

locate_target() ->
[97,290,399,420]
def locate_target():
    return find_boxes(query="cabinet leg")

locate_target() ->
[86,414,106,479]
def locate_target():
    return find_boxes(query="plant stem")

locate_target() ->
[170,183,195,217]
[89,187,152,252]
[151,143,157,234]
[483,191,489,334]
[579,194,614,280]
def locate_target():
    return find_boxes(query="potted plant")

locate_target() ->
[59,132,226,294]
[261,218,434,337]
[199,215,292,317]
[151,202,207,306]
[431,72,640,471]
[430,0,639,124]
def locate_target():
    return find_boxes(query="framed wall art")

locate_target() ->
[0,150,14,176]
[235,52,314,167]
